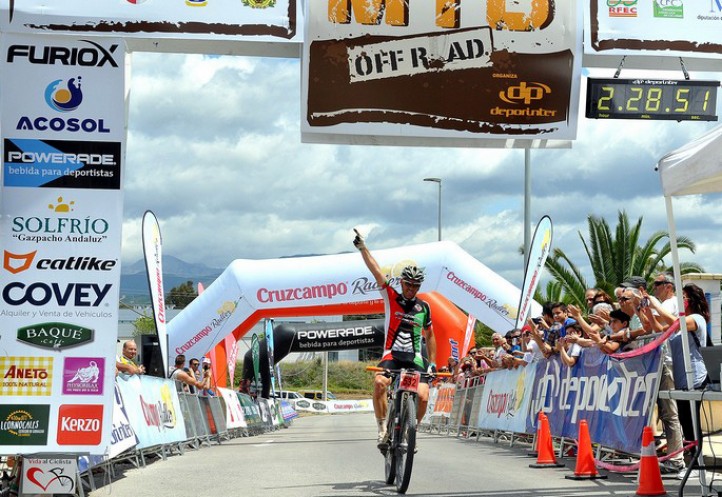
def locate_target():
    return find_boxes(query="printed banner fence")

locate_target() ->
[477,365,536,433]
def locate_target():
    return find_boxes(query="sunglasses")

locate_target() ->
[402,280,421,289]
[653,281,668,286]
[618,297,631,302]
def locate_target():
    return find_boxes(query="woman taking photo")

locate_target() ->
[670,283,709,444]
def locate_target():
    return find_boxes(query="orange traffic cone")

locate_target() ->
[634,426,667,496]
[565,420,607,480]
[530,413,564,468]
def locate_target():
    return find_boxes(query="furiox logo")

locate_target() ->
[7,40,119,67]
[57,404,103,445]
[3,250,117,275]
[491,82,557,119]
[45,77,83,112]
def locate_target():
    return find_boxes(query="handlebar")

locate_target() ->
[365,366,452,378]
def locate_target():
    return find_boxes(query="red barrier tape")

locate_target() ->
[608,320,679,360]
[594,439,697,473]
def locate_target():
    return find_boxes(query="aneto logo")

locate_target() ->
[45,78,83,112]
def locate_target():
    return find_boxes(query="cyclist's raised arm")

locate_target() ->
[424,325,437,371]
[354,229,386,287]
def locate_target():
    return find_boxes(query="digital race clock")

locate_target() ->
[585,78,719,121]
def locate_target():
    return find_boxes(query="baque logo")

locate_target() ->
[11,196,110,244]
[242,0,276,7]
[45,78,83,112]
[3,250,117,275]
[57,404,103,445]
[0,405,50,445]
[17,323,95,350]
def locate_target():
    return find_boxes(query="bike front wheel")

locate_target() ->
[384,403,396,484]
[395,393,416,494]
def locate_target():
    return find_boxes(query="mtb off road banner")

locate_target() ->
[586,0,722,58]
[0,0,301,54]
[0,33,126,454]
[302,1,582,145]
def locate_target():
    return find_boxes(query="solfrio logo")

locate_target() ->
[45,78,83,112]
[11,196,110,244]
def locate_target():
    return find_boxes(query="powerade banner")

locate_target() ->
[217,387,247,430]
[0,1,300,49]
[289,318,384,352]
[586,0,722,58]
[115,375,187,449]
[142,210,168,376]
[476,363,536,433]
[0,33,126,454]
[302,1,582,144]
[526,347,661,455]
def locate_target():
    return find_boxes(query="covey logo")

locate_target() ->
[3,282,111,307]
[57,404,103,445]
[7,40,119,67]
[45,77,83,112]
[3,251,117,274]
[17,322,95,350]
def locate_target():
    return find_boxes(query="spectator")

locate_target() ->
[481,333,508,368]
[567,302,613,347]
[184,358,202,394]
[584,288,598,312]
[116,340,145,376]
[550,302,576,337]
[589,309,634,354]
[446,356,460,377]
[200,357,215,396]
[505,329,524,357]
[522,320,546,363]
[592,289,614,307]
[170,354,205,394]
[670,284,709,444]
[556,323,583,367]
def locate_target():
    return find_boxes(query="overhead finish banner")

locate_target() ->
[0,0,301,54]
[0,33,126,454]
[586,0,722,58]
[302,1,582,144]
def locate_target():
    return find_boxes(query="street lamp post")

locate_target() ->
[423,177,442,241]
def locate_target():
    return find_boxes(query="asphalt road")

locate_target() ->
[88,413,691,497]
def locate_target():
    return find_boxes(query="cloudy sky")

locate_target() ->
[119,52,722,289]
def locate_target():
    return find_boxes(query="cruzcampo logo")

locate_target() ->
[17,322,94,350]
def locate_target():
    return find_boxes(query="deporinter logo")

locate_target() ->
[242,0,276,7]
[185,0,208,6]
[491,82,558,119]
[45,77,83,112]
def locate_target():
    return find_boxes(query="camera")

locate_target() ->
[531,317,542,325]
[640,297,650,308]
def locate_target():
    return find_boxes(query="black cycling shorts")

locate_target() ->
[377,356,429,384]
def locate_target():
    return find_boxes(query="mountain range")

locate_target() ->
[120,255,223,305]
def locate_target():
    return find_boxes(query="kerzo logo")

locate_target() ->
[45,77,83,112]
[7,40,119,67]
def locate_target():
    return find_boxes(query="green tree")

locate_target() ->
[545,210,703,307]
[166,280,197,309]
[132,315,156,337]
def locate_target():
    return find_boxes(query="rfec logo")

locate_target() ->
[45,78,83,112]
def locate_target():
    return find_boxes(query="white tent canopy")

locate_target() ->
[658,124,722,197]
[656,123,722,392]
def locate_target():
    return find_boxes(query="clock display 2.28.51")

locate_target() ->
[586,78,719,121]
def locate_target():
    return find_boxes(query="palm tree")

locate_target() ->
[544,211,703,308]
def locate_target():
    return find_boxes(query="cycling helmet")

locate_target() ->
[401,265,425,283]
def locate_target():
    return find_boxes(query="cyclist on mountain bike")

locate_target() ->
[353,230,437,449]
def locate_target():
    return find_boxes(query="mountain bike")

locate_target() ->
[367,366,450,494]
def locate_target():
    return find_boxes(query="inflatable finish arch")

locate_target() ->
[167,241,540,381]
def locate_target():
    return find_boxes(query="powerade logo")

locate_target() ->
[11,196,110,244]
[45,78,83,112]
[6,40,119,67]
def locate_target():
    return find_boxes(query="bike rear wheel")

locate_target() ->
[395,393,416,494]
[384,403,397,484]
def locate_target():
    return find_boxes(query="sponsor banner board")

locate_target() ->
[218,387,247,429]
[114,375,187,449]
[290,319,384,352]
[0,33,125,454]
[476,364,536,433]
[302,1,582,144]
[586,0,722,58]
[0,0,301,53]
[21,456,77,495]
[525,347,661,455]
